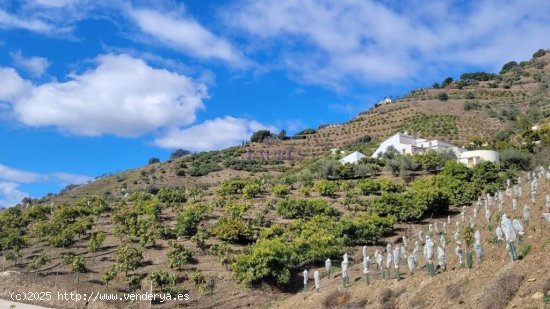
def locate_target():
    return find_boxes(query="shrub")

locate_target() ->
[175,204,208,236]
[437,93,449,101]
[116,244,142,276]
[441,77,453,88]
[464,101,481,110]
[276,198,339,219]
[272,184,290,197]
[340,213,395,245]
[377,179,405,194]
[211,217,254,243]
[500,61,519,74]
[314,180,338,197]
[311,159,341,179]
[157,187,187,205]
[243,182,262,198]
[148,157,160,165]
[472,161,501,193]
[499,148,532,170]
[464,92,475,99]
[357,179,380,195]
[532,48,546,58]
[148,270,176,292]
[170,149,191,159]
[250,130,274,143]
[167,241,193,270]
[217,179,247,196]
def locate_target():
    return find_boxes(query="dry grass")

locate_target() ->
[445,278,468,300]
[377,288,404,309]
[323,290,351,308]
[479,272,524,309]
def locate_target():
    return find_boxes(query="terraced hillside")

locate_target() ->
[0,52,549,309]
[246,52,550,158]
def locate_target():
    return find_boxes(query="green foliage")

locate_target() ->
[500,61,520,74]
[310,158,341,179]
[276,198,339,219]
[340,213,395,245]
[211,217,254,243]
[441,160,473,181]
[472,161,501,193]
[175,203,208,236]
[462,226,475,249]
[116,243,143,276]
[190,229,210,250]
[464,101,481,110]
[499,148,532,170]
[357,179,380,195]
[217,179,247,195]
[533,49,547,58]
[167,241,193,270]
[414,150,456,172]
[295,128,316,135]
[432,82,440,89]
[233,216,344,286]
[210,242,234,269]
[148,270,176,292]
[460,72,497,81]
[441,77,453,88]
[402,115,458,136]
[30,253,51,275]
[313,179,338,197]
[157,187,187,206]
[437,92,449,101]
[188,162,222,177]
[224,158,282,172]
[243,182,262,198]
[88,231,106,254]
[102,267,117,286]
[250,130,274,143]
[148,157,160,165]
[191,270,206,286]
[272,184,291,197]
[22,205,51,222]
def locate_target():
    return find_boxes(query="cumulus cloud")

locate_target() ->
[224,0,550,87]
[0,9,54,32]
[10,51,51,77]
[0,182,28,208]
[129,7,245,65]
[154,116,276,151]
[0,164,92,208]
[0,67,32,101]
[3,53,208,137]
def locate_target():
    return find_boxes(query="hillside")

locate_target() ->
[247,51,550,158]
[1,51,550,309]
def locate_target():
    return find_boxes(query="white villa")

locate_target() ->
[339,151,366,164]
[372,132,499,167]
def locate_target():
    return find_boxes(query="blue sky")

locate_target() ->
[0,0,549,207]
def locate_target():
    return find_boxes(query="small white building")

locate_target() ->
[458,150,500,168]
[339,151,366,164]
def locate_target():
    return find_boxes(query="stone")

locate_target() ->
[527,278,536,282]
[531,292,543,300]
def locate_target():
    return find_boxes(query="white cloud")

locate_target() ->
[0,9,53,32]
[0,182,28,208]
[129,7,245,65]
[154,116,276,151]
[0,164,44,183]
[10,51,51,77]
[0,164,93,207]
[0,67,32,101]
[28,0,80,8]
[225,0,550,87]
[4,53,208,137]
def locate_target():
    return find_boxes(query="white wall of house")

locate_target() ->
[458,150,499,168]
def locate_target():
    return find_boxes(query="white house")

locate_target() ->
[339,151,366,164]
[372,132,466,158]
[372,132,499,167]
[458,150,500,168]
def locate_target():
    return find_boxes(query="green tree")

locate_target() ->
[102,267,117,287]
[211,217,254,243]
[533,48,546,58]
[441,77,453,88]
[88,231,106,259]
[314,179,338,197]
[175,203,208,236]
[62,254,86,283]
[500,61,519,74]
[167,241,193,270]
[278,129,287,140]
[30,253,51,276]
[116,243,143,277]
[148,157,160,164]
[437,93,449,101]
[250,130,273,143]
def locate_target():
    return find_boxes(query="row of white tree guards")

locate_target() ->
[302,166,550,293]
